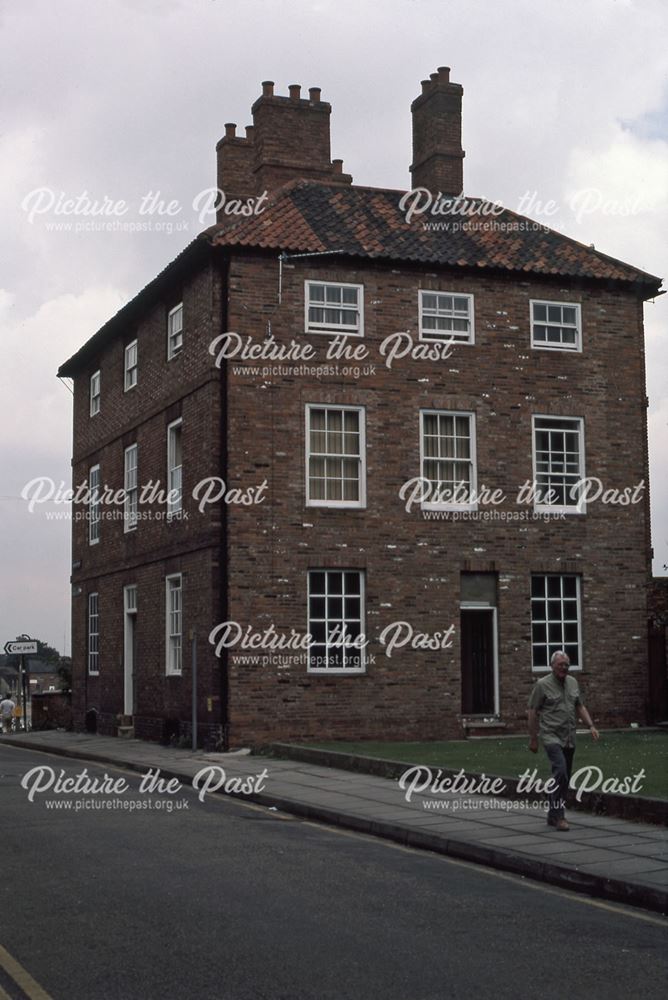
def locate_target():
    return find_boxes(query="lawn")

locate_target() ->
[306,730,668,799]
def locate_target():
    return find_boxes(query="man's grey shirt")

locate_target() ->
[528,673,582,747]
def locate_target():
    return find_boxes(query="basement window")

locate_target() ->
[307,570,365,673]
[531,300,581,351]
[419,291,474,344]
[305,405,366,508]
[167,303,183,359]
[90,370,101,416]
[531,574,581,671]
[305,281,364,336]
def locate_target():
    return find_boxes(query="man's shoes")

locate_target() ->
[547,817,570,831]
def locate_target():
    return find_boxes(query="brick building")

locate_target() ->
[58,68,662,747]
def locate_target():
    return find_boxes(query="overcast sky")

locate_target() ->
[1,0,666,655]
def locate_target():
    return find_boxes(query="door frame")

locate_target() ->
[123,585,137,716]
[460,602,499,716]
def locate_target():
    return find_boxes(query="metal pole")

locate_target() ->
[191,630,197,751]
[21,654,27,732]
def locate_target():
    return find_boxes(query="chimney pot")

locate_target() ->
[421,79,431,94]
[261,80,274,97]
[332,158,343,174]
[430,72,439,82]
[245,124,254,138]
[289,84,301,100]
[437,66,451,82]
[309,87,321,103]
[224,122,237,138]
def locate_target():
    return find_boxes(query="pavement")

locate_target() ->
[3,729,667,915]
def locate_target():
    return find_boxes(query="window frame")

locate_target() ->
[124,584,137,614]
[124,339,138,391]
[304,280,364,337]
[307,569,366,675]
[530,573,582,672]
[166,418,183,517]
[89,464,101,545]
[165,574,183,676]
[419,290,475,345]
[124,443,138,533]
[305,404,366,509]
[419,409,478,511]
[531,415,586,514]
[530,299,582,353]
[90,370,101,416]
[167,302,184,360]
[88,592,100,675]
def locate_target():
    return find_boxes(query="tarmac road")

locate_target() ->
[0,742,666,1000]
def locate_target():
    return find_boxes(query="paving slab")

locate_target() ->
[635,870,668,885]
[3,730,667,915]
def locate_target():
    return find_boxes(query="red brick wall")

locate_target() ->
[222,252,651,743]
[70,262,225,745]
[31,692,73,730]
[67,245,653,747]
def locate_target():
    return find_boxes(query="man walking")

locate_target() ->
[0,694,16,735]
[528,650,599,830]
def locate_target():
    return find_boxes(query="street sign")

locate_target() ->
[4,640,38,655]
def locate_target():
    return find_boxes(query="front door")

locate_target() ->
[461,609,496,715]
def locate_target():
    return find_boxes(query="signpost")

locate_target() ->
[4,641,38,655]
[4,637,37,732]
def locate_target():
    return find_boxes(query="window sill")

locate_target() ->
[532,665,582,673]
[304,328,364,338]
[306,501,366,510]
[421,504,479,513]
[419,333,474,346]
[531,343,582,353]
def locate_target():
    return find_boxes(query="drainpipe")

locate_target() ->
[218,251,230,750]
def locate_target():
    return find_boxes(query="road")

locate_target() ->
[0,742,666,1000]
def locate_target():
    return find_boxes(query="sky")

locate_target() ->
[1,0,666,655]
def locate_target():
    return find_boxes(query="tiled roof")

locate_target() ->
[209,179,662,290]
[58,179,662,377]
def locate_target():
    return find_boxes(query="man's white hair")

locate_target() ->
[550,650,569,665]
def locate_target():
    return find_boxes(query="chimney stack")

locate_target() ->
[410,66,464,196]
[215,80,352,218]
[250,81,352,193]
[215,124,255,216]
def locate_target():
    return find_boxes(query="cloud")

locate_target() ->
[0,287,126,651]
[1,0,667,654]
[560,123,668,574]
